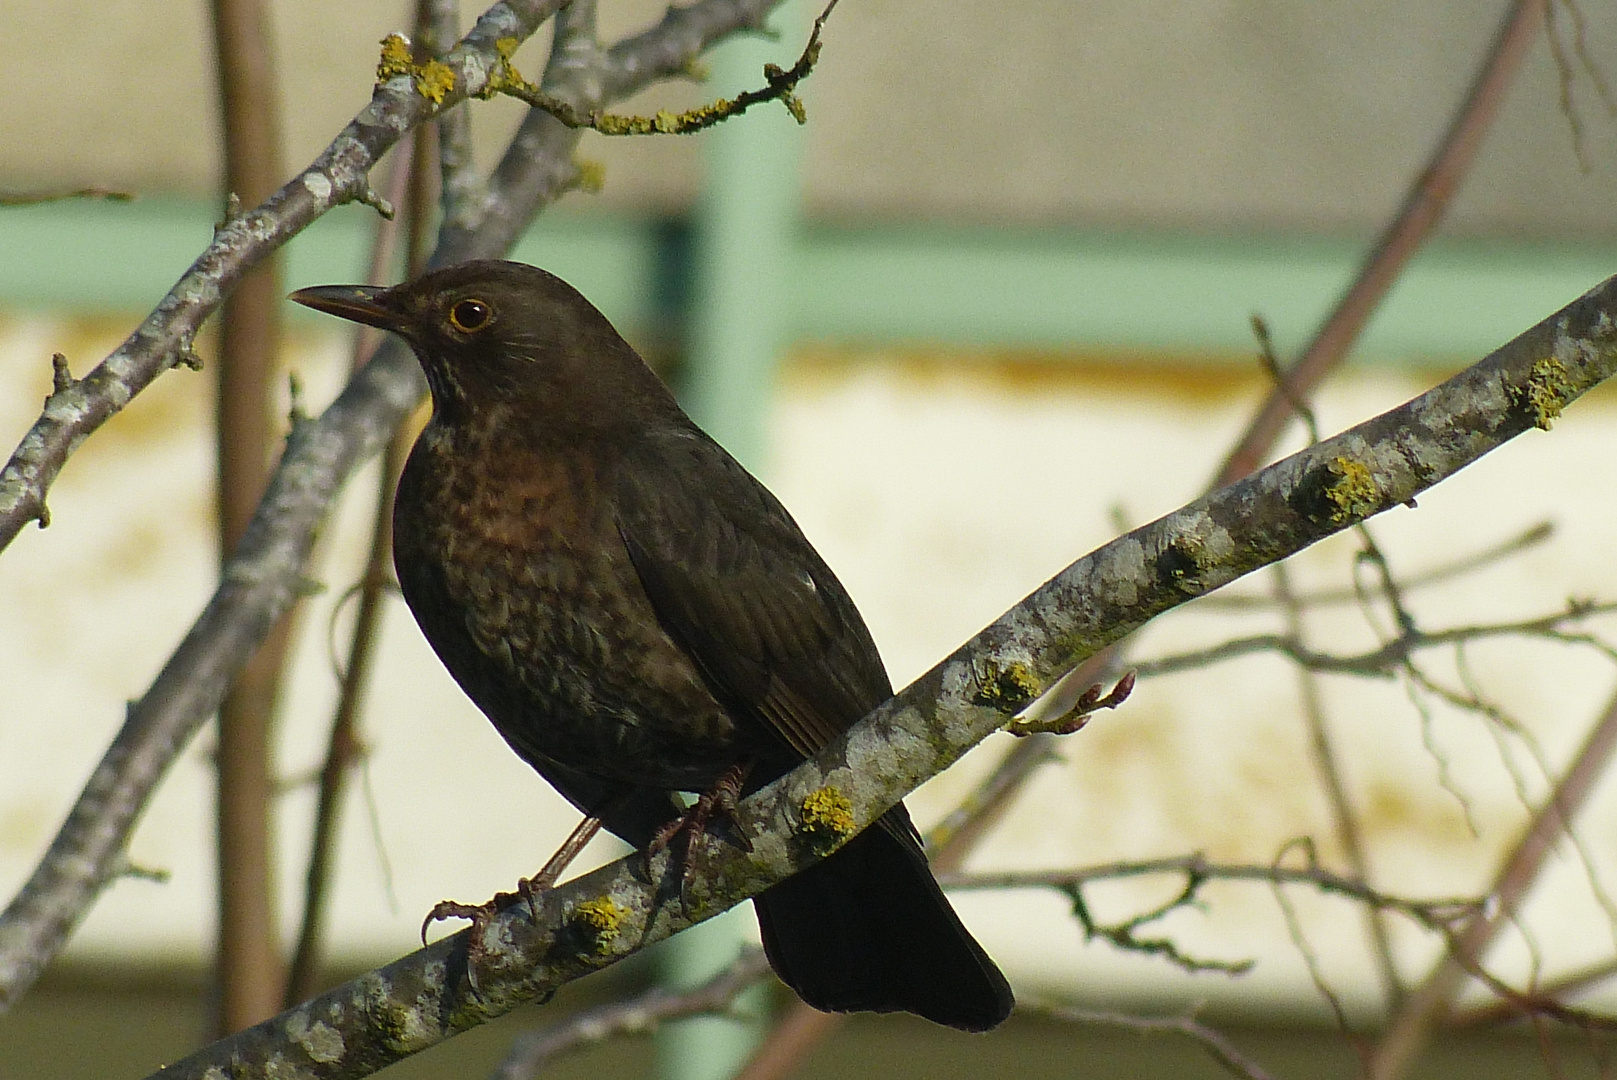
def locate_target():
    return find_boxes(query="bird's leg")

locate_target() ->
[517,810,606,917]
[646,761,755,888]
[420,811,606,950]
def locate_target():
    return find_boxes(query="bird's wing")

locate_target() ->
[613,428,892,762]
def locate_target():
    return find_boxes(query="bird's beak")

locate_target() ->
[288,284,404,331]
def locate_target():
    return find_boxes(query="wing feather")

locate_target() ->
[613,428,890,765]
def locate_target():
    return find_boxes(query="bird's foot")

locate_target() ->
[419,809,606,951]
[420,874,551,958]
[646,762,754,885]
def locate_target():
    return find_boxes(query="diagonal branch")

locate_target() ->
[139,274,1617,1079]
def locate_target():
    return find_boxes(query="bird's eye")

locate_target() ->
[448,298,492,333]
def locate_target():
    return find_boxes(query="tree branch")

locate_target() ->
[1134,599,1617,679]
[1028,1003,1280,1080]
[135,274,1617,1078]
[939,856,1481,935]
[490,950,774,1080]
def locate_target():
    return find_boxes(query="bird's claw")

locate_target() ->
[420,874,554,950]
[645,763,754,886]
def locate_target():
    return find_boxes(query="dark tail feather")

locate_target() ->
[753,807,1013,1032]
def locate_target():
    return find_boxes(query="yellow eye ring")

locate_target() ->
[448,297,492,333]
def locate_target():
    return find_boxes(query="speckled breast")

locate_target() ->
[391,422,743,792]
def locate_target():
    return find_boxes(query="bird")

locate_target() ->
[289,259,1014,1032]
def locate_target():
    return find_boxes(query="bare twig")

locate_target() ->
[925,735,1063,866]
[1031,1003,1280,1080]
[1192,521,1555,611]
[1273,560,1404,1012]
[1451,956,1617,1028]
[490,950,773,1080]
[941,854,1480,934]
[1135,599,1617,680]
[1215,0,1547,484]
[0,187,134,205]
[1369,682,1617,1078]
[1270,839,1369,1065]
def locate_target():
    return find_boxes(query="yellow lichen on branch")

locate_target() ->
[376,33,414,83]
[374,33,455,103]
[486,0,839,136]
[416,60,455,103]
[1323,456,1380,523]
[796,786,857,855]
[1524,355,1573,430]
[569,898,627,954]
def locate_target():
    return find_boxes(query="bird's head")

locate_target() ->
[290,259,671,430]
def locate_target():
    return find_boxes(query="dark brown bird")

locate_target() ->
[290,260,1013,1031]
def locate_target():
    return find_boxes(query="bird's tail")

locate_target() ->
[753,807,1014,1032]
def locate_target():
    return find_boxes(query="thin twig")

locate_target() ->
[1370,683,1617,1078]
[0,187,134,205]
[1029,1002,1280,1080]
[1136,599,1617,680]
[1452,956,1617,1028]
[940,855,1481,933]
[1192,521,1554,611]
[1270,839,1369,1067]
[490,951,773,1080]
[1273,559,1404,1012]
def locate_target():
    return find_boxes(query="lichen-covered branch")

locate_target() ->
[492,0,837,134]
[139,277,1617,1079]
[0,0,787,1016]
[0,0,576,552]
